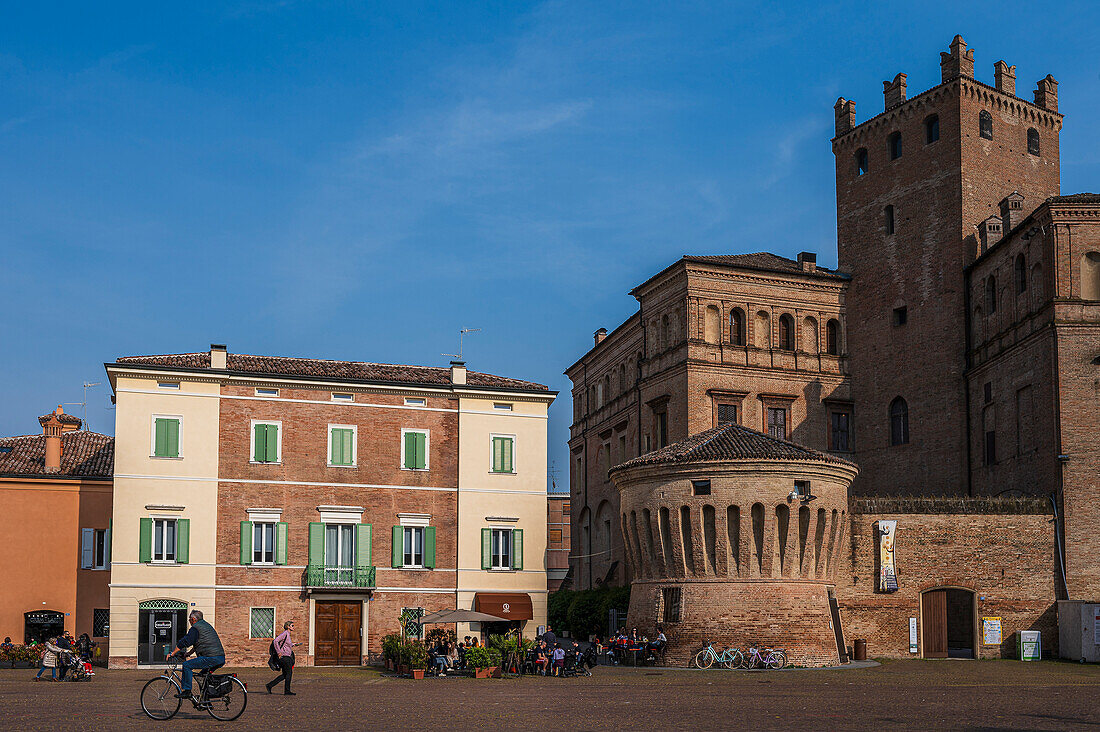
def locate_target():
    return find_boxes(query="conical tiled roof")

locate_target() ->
[611,422,856,473]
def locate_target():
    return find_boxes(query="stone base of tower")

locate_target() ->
[630,579,841,667]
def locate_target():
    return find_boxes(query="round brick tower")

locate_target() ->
[609,423,858,667]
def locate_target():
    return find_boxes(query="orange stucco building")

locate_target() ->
[0,407,113,655]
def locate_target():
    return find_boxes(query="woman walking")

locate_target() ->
[34,637,63,681]
[266,621,296,695]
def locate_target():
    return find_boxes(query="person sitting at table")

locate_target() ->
[534,641,550,675]
[446,642,458,670]
[430,641,449,675]
[646,626,667,661]
[551,643,565,677]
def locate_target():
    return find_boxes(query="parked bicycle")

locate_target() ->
[140,658,247,721]
[693,640,744,670]
[743,643,787,670]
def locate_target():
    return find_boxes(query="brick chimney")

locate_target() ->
[449,360,467,386]
[1034,74,1058,112]
[1000,192,1026,232]
[994,61,1016,96]
[594,328,608,346]
[834,98,856,136]
[978,215,1004,253]
[797,252,817,273]
[883,73,907,110]
[210,343,227,370]
[940,35,974,82]
[39,406,69,473]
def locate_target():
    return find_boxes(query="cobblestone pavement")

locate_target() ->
[1,659,1098,731]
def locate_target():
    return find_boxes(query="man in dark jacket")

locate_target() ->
[168,610,225,699]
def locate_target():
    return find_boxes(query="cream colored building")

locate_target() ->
[106,361,222,668]
[456,377,555,640]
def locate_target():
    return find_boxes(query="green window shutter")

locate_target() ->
[240,521,253,565]
[481,528,491,570]
[502,438,514,473]
[391,525,403,568]
[265,424,279,462]
[356,524,372,567]
[512,529,523,570]
[165,419,179,457]
[403,431,416,469]
[139,518,152,563]
[424,526,436,569]
[331,428,353,466]
[253,424,265,462]
[491,437,502,472]
[308,522,324,566]
[414,432,427,469]
[176,519,190,564]
[154,419,167,457]
[275,522,288,565]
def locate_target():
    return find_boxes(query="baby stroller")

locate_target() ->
[562,646,595,678]
[60,650,94,681]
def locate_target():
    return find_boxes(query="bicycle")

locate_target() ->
[140,658,247,721]
[742,643,786,670]
[693,640,744,670]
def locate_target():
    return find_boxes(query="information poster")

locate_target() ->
[982,616,1002,646]
[878,521,898,592]
[909,617,918,653]
[1094,607,1100,645]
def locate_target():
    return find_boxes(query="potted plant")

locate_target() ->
[381,634,401,671]
[16,645,38,669]
[405,641,429,680]
[465,645,502,678]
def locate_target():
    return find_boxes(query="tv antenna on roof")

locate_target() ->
[442,328,480,361]
[63,382,102,431]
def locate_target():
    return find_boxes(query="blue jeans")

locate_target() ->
[181,655,225,692]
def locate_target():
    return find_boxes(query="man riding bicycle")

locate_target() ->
[167,610,225,700]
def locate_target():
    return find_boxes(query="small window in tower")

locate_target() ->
[691,480,711,497]
[855,148,869,176]
[1027,128,1040,156]
[979,111,993,140]
[887,131,902,160]
[893,306,907,326]
[984,382,992,404]
[925,115,940,144]
[884,205,895,235]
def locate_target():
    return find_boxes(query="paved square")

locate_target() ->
[1,660,1098,730]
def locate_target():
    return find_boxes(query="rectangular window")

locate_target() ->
[493,402,513,411]
[403,526,425,568]
[829,411,851,452]
[716,404,738,426]
[255,388,279,397]
[402,429,429,470]
[157,382,179,390]
[548,529,563,543]
[691,480,711,496]
[491,435,515,473]
[562,502,570,516]
[662,587,682,623]
[329,425,356,467]
[984,431,997,466]
[404,397,426,407]
[82,528,109,570]
[794,480,811,498]
[92,609,109,638]
[324,523,355,584]
[252,422,280,463]
[332,392,353,402]
[94,529,107,569]
[983,382,992,404]
[893,306,908,326]
[153,417,180,458]
[153,519,177,562]
[253,522,275,564]
[655,411,668,449]
[249,607,275,639]
[767,408,787,440]
[490,528,513,570]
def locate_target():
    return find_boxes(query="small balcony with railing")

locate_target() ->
[303,564,376,592]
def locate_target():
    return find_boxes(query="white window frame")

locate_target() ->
[157,381,180,390]
[400,428,430,471]
[490,527,514,570]
[331,392,354,402]
[403,526,425,569]
[255,387,279,397]
[404,397,426,407]
[249,606,276,639]
[327,424,358,468]
[252,521,276,565]
[249,420,283,465]
[493,402,513,411]
[151,517,178,564]
[489,433,517,474]
[149,414,184,459]
[93,528,108,570]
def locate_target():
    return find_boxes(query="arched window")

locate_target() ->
[986,276,997,313]
[887,131,902,160]
[889,397,909,446]
[730,308,746,346]
[979,110,993,140]
[703,305,720,344]
[755,311,770,349]
[884,205,895,235]
[1082,252,1100,300]
[778,314,794,351]
[1027,128,1040,156]
[825,319,840,355]
[1015,254,1027,294]
[925,114,939,144]
[855,148,868,176]
[802,317,819,353]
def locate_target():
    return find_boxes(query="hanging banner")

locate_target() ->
[878,520,898,592]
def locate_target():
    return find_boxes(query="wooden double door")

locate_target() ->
[315,601,362,666]
[922,588,974,659]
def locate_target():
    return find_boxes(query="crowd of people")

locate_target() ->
[425,635,480,676]
[25,632,97,682]
[592,626,667,665]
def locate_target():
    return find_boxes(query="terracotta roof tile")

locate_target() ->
[611,422,856,472]
[1047,193,1100,204]
[114,352,549,392]
[39,412,82,427]
[683,252,848,280]
[0,432,114,478]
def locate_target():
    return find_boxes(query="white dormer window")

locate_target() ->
[157,382,180,390]
[493,403,513,411]
[332,392,354,402]
[255,388,279,397]
[404,397,426,407]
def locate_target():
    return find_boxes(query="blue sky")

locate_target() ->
[2,1,1098,490]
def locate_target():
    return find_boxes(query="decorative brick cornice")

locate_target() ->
[850,494,1052,515]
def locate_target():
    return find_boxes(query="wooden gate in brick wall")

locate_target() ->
[315,601,362,666]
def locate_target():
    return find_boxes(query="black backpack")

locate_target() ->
[267,642,281,671]
[206,674,233,698]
